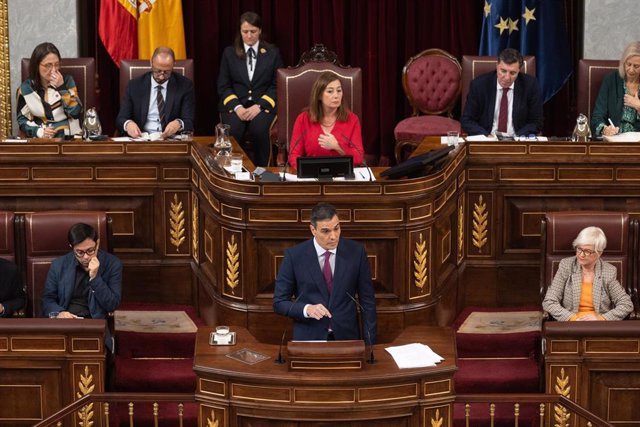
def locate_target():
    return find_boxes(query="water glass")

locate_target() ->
[447,131,459,145]
[229,154,243,172]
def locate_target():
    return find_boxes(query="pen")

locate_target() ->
[608,118,615,128]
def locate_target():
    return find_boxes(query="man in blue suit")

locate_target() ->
[41,223,122,350]
[116,46,194,139]
[461,48,543,137]
[273,203,377,344]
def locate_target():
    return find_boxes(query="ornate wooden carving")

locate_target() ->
[297,43,340,66]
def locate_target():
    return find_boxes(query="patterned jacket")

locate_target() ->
[542,256,633,321]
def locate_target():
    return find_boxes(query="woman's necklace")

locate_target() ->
[321,116,337,130]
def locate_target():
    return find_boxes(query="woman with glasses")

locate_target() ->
[217,11,284,166]
[543,226,633,321]
[16,42,82,138]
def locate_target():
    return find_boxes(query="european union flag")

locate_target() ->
[480,0,572,102]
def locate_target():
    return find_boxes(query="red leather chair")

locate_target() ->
[119,59,194,102]
[21,57,98,110]
[576,59,619,119]
[0,211,15,262]
[394,49,461,163]
[461,55,536,116]
[23,211,110,318]
[540,211,637,319]
[274,44,362,162]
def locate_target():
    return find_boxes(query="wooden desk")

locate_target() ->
[0,319,106,426]
[193,325,457,427]
[544,320,640,427]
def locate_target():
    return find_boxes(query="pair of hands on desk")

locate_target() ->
[126,120,181,139]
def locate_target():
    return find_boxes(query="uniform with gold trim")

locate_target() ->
[217,43,284,166]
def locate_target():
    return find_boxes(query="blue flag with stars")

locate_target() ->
[480,0,572,102]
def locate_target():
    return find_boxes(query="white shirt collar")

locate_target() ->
[496,79,515,91]
[244,41,259,54]
[313,238,336,256]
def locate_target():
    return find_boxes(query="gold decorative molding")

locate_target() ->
[0,0,11,137]
[472,194,488,253]
[191,192,199,263]
[457,194,464,263]
[76,366,95,427]
[554,367,571,427]
[430,408,443,427]
[413,233,427,291]
[225,234,240,294]
[169,193,186,251]
[207,409,220,427]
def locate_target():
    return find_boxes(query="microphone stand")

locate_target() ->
[275,291,304,364]
[281,130,308,182]
[341,133,371,181]
[347,293,376,364]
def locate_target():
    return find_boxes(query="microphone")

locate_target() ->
[281,129,308,181]
[275,290,304,364]
[346,292,375,364]
[340,133,371,181]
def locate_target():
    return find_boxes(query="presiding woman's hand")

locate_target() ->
[318,132,344,154]
[624,93,640,111]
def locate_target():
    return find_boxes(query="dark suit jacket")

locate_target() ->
[273,238,377,344]
[116,71,195,134]
[0,258,25,317]
[41,250,122,319]
[217,44,283,112]
[461,71,543,136]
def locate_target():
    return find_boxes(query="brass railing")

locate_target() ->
[32,393,195,427]
[34,392,611,427]
[456,394,613,427]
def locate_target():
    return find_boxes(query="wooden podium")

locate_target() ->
[193,325,456,426]
[287,340,366,370]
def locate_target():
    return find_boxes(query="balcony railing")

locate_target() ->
[33,392,611,427]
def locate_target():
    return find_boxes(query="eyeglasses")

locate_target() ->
[74,245,97,258]
[576,247,596,257]
[152,69,172,76]
[40,62,60,71]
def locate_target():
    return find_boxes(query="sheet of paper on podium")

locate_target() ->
[385,343,444,368]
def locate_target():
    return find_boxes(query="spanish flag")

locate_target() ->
[99,0,186,66]
[99,0,137,67]
[137,0,186,60]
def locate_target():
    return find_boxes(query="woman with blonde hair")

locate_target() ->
[592,41,640,137]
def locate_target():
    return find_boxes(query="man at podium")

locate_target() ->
[273,203,377,344]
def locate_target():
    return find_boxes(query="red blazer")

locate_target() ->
[288,111,364,167]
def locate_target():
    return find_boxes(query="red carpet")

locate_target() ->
[111,303,204,426]
[453,307,543,426]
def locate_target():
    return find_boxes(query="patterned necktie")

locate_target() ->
[498,87,509,133]
[247,47,255,70]
[323,251,333,294]
[156,85,166,128]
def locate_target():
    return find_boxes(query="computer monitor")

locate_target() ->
[297,156,354,180]
[380,145,454,179]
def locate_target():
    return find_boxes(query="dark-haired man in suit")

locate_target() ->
[273,203,377,344]
[461,48,543,137]
[116,46,194,139]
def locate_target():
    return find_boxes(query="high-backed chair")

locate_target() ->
[119,59,194,102]
[21,57,98,110]
[576,59,618,119]
[394,49,461,163]
[23,211,110,318]
[461,55,536,115]
[275,44,362,155]
[540,211,637,319]
[0,211,15,262]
